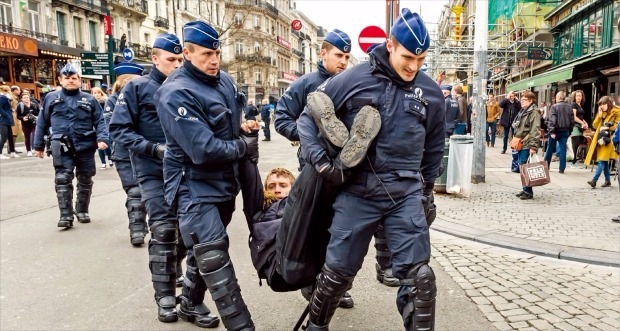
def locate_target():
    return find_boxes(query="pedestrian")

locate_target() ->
[106,62,147,246]
[32,63,109,226]
[586,96,620,188]
[0,89,14,159]
[499,91,521,154]
[260,98,272,141]
[92,87,113,169]
[0,85,19,157]
[544,91,573,174]
[569,90,588,168]
[16,92,39,156]
[296,8,445,330]
[454,85,467,134]
[109,34,190,324]
[442,85,459,138]
[612,123,619,223]
[245,100,258,120]
[513,91,541,200]
[119,33,127,51]
[275,28,352,171]
[486,92,500,147]
[155,21,256,330]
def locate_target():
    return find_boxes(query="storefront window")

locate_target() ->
[582,18,590,56]
[36,59,54,85]
[13,57,34,83]
[0,57,9,83]
[560,27,574,62]
[589,9,604,53]
[613,1,620,46]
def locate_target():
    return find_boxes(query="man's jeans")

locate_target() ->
[544,131,570,172]
[502,126,514,152]
[485,121,497,146]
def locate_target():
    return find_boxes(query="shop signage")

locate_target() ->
[255,87,265,94]
[291,19,302,31]
[277,36,291,49]
[282,72,297,81]
[527,47,553,60]
[551,0,598,28]
[104,16,112,36]
[0,32,38,56]
[80,52,111,75]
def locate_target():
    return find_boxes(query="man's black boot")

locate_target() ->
[375,263,400,287]
[126,187,147,245]
[149,222,179,323]
[74,175,93,223]
[177,259,220,328]
[56,184,74,228]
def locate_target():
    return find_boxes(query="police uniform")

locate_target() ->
[275,29,351,170]
[155,21,255,331]
[297,9,445,330]
[33,64,109,228]
[108,35,189,324]
[105,62,149,246]
[442,85,461,138]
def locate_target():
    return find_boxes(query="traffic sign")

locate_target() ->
[291,19,302,31]
[123,48,134,62]
[81,52,109,60]
[358,26,387,54]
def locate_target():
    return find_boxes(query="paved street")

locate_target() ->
[1,128,619,330]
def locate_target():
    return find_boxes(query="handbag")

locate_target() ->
[510,137,523,150]
[520,155,551,187]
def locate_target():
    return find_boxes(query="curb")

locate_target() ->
[432,219,620,268]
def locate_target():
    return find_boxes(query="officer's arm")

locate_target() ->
[157,89,244,165]
[109,83,151,156]
[421,96,447,184]
[33,94,51,151]
[275,82,305,141]
[91,98,109,143]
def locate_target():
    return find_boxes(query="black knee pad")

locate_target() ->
[76,174,93,186]
[402,262,436,331]
[127,186,141,199]
[151,222,177,245]
[55,173,72,185]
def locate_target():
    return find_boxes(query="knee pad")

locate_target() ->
[127,186,141,199]
[76,174,93,186]
[55,173,72,185]
[150,222,177,245]
[402,262,436,331]
[309,265,354,326]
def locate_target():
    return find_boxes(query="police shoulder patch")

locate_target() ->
[178,107,187,116]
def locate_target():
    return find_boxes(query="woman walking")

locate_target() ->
[569,90,588,168]
[513,91,542,200]
[586,96,620,188]
[92,87,113,169]
[16,92,39,156]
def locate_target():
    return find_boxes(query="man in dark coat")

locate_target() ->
[499,91,521,154]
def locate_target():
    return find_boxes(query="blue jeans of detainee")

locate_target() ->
[518,149,534,195]
[543,131,570,172]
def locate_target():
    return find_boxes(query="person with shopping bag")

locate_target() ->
[512,91,542,200]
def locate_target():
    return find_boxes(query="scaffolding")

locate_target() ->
[427,0,557,95]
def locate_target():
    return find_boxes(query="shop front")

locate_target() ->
[0,32,39,96]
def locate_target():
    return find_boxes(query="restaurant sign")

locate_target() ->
[0,32,38,57]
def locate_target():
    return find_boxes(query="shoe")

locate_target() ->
[515,191,525,197]
[520,193,533,200]
[109,160,114,167]
[177,295,220,328]
[602,181,612,187]
[57,215,74,228]
[338,105,381,168]
[130,231,146,246]
[559,170,564,174]
[75,212,91,223]
[501,150,506,154]
[587,180,596,188]
[11,152,19,158]
[375,263,400,287]
[156,295,178,323]
[262,137,271,141]
[491,144,495,147]
[307,91,349,147]
[100,164,106,169]
[27,151,33,157]
[612,216,620,223]
[552,156,559,162]
[338,291,355,309]
[176,275,184,288]
[486,142,490,147]
[0,154,9,160]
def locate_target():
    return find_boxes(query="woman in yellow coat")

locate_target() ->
[585,96,620,188]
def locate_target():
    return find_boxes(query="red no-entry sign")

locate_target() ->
[358,26,387,53]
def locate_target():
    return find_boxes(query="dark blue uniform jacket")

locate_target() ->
[105,92,130,161]
[34,88,108,152]
[156,61,246,205]
[445,95,460,134]
[109,68,167,181]
[298,45,446,200]
[275,62,331,141]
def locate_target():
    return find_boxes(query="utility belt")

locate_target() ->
[49,133,76,166]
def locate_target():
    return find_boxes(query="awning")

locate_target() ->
[38,41,83,57]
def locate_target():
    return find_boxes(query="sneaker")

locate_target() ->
[587,180,596,188]
[515,191,525,197]
[338,105,381,168]
[520,193,533,200]
[602,181,612,188]
[612,216,620,223]
[569,163,583,169]
[307,91,349,147]
[109,160,114,167]
[100,164,106,169]
[262,137,271,141]
[27,151,33,157]
[0,154,9,160]
[11,152,19,158]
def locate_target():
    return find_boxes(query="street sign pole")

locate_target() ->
[472,0,488,184]
[107,8,115,85]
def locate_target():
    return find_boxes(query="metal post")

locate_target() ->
[471,0,488,184]
[107,9,115,85]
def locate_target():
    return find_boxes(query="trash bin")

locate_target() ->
[434,139,450,193]
[446,135,474,196]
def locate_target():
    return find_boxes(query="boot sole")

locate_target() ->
[58,220,73,228]
[307,92,349,148]
[339,105,381,168]
[158,314,178,323]
[178,309,220,328]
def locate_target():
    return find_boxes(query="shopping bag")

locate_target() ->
[520,155,551,187]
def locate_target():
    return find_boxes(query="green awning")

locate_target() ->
[506,67,573,92]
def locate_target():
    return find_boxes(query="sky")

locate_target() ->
[295,0,449,59]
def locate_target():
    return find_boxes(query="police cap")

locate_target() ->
[59,63,79,76]
[114,62,145,76]
[324,29,351,53]
[440,85,452,91]
[153,33,182,54]
[390,8,430,55]
[183,21,220,50]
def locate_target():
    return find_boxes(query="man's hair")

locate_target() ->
[488,92,494,96]
[321,41,335,52]
[454,85,463,94]
[556,91,566,99]
[264,167,296,188]
[11,85,19,92]
[597,96,614,109]
[522,91,536,101]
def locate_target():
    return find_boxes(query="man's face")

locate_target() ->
[59,74,81,90]
[12,88,20,96]
[442,90,450,97]
[321,47,349,75]
[265,174,292,199]
[508,92,515,101]
[184,44,221,76]
[386,40,427,82]
[21,94,29,102]
[152,50,183,77]
[488,94,494,101]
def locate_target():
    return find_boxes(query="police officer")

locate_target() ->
[109,34,192,324]
[155,21,256,331]
[33,64,108,227]
[260,98,273,141]
[245,100,258,121]
[297,9,445,330]
[442,85,460,138]
[105,62,147,246]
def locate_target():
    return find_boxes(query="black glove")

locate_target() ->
[316,161,345,185]
[423,182,436,227]
[155,143,165,160]
[240,129,259,163]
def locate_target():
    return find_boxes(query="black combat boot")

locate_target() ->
[149,222,179,323]
[56,184,74,228]
[178,260,220,328]
[374,225,399,287]
[74,175,93,223]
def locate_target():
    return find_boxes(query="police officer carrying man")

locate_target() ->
[155,21,257,331]
[297,9,444,330]
[104,62,147,246]
[33,63,109,228]
[442,85,461,138]
[109,34,191,324]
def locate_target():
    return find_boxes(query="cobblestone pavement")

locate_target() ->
[431,231,620,331]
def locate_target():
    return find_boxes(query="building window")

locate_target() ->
[0,0,11,28]
[613,1,620,46]
[165,0,170,19]
[254,41,261,53]
[89,21,98,50]
[28,1,40,33]
[0,57,9,82]
[57,12,67,43]
[255,70,262,84]
[588,10,603,53]
[13,57,34,83]
[74,17,83,46]
[155,0,159,16]
[234,13,243,26]
[235,40,244,55]
[254,15,260,28]
[36,59,53,85]
[215,3,220,25]
[127,21,133,43]
[144,33,150,44]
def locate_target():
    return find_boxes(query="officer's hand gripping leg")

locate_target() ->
[305,265,354,331]
[401,263,437,331]
[126,186,147,245]
[194,236,254,331]
[55,173,74,228]
[75,174,93,223]
[149,222,179,323]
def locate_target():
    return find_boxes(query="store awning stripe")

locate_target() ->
[507,67,573,92]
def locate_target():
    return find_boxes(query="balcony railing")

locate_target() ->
[52,0,107,15]
[107,0,148,15]
[0,24,58,44]
[154,16,169,29]
[292,49,304,58]
[235,54,272,65]
[105,40,152,58]
[91,46,99,52]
